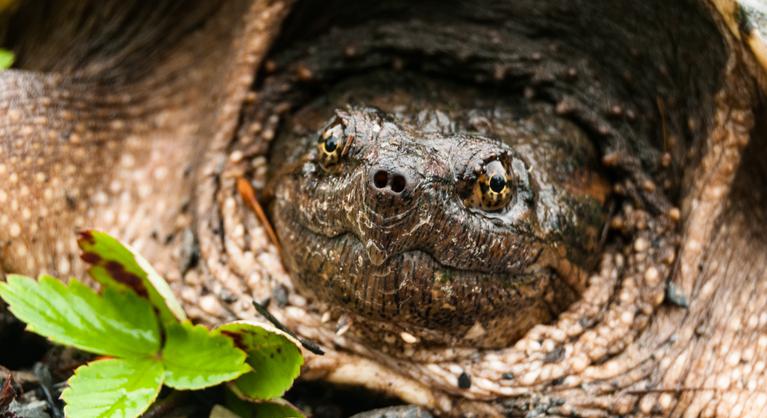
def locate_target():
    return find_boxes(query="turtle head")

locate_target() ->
[268,98,608,348]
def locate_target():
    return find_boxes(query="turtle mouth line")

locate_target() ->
[278,204,549,280]
[332,230,550,278]
[272,188,553,276]
[327,230,535,276]
[275,213,562,344]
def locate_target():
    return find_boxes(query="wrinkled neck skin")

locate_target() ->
[268,78,607,348]
[1,0,766,416]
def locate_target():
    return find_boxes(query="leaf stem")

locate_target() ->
[142,390,191,418]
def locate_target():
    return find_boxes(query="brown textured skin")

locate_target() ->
[1,1,766,417]
[267,77,607,349]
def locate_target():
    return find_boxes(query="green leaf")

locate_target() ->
[0,49,13,70]
[217,321,303,400]
[62,357,164,418]
[162,321,251,390]
[77,230,187,323]
[0,275,160,357]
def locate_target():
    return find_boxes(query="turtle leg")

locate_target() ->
[0,1,288,308]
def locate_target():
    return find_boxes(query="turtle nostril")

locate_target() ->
[373,170,389,189]
[371,168,409,194]
[390,174,406,193]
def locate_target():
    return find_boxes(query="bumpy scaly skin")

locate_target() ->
[1,1,767,417]
[268,79,607,348]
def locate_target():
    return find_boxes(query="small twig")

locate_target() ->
[33,363,62,418]
[237,177,282,254]
[252,300,324,355]
[6,371,38,391]
[0,369,18,408]
[142,391,191,418]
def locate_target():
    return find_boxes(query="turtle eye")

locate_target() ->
[317,120,346,169]
[465,159,513,211]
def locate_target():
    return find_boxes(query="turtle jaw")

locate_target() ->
[271,201,578,348]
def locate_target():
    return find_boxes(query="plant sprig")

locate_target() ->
[0,230,305,418]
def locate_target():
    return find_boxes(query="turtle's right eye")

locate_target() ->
[464,159,514,211]
[317,120,346,169]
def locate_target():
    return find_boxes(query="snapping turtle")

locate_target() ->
[268,75,608,349]
[1,0,766,416]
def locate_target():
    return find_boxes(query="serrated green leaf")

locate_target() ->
[77,230,187,323]
[0,49,13,70]
[0,275,160,357]
[62,357,164,418]
[162,321,251,390]
[217,321,303,401]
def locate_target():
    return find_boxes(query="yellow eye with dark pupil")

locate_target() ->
[317,122,345,169]
[489,174,506,193]
[464,159,513,211]
[323,135,339,153]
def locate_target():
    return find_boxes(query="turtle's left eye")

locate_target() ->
[464,159,513,211]
[317,120,346,169]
